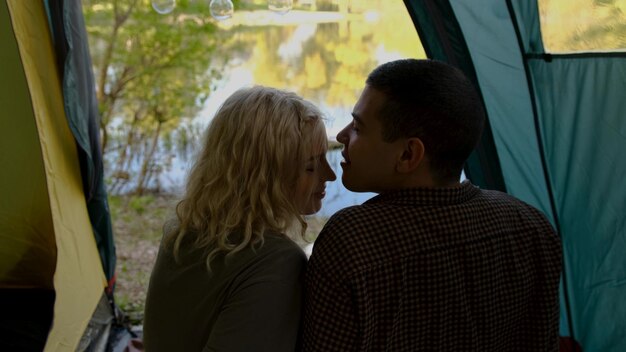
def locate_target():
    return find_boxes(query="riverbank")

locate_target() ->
[109,193,327,324]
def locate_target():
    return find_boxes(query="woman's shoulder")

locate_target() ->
[251,232,306,261]
[203,232,305,292]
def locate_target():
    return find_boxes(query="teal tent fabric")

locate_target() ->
[448,0,556,222]
[405,0,626,350]
[529,56,626,350]
[45,0,116,288]
[510,1,626,349]
[403,0,507,192]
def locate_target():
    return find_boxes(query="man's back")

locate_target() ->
[303,182,562,351]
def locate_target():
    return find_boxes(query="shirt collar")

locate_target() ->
[365,181,480,207]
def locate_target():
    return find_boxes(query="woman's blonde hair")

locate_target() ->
[167,86,327,268]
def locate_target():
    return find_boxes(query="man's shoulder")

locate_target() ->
[310,202,404,274]
[327,203,381,223]
[477,187,524,204]
[476,187,534,208]
[475,188,557,238]
[319,202,392,240]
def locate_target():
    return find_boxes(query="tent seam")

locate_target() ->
[505,1,576,349]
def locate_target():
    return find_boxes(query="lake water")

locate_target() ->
[144,8,422,214]
[106,6,424,215]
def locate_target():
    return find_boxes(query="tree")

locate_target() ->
[83,0,221,194]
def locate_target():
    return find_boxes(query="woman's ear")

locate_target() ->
[396,138,425,173]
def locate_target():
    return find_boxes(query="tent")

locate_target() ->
[1,0,116,350]
[1,0,624,351]
[403,0,625,350]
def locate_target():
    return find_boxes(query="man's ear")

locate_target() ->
[396,138,425,173]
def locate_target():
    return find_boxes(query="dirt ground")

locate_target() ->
[110,194,327,325]
[110,194,179,324]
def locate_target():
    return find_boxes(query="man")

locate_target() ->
[302,59,562,351]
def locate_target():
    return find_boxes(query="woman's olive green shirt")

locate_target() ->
[143,231,307,352]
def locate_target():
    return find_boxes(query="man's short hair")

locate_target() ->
[366,59,485,182]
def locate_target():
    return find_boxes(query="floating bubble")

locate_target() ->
[268,0,293,15]
[210,0,234,21]
[151,0,176,15]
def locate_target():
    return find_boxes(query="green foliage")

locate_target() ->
[107,195,123,218]
[128,194,155,215]
[84,0,223,194]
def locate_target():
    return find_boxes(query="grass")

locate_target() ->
[110,193,179,325]
[110,193,327,325]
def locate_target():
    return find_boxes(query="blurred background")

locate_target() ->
[83,0,424,323]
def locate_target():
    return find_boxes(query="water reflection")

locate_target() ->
[111,3,422,215]
[539,0,626,52]
[204,6,423,132]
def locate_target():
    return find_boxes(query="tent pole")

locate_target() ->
[504,1,575,350]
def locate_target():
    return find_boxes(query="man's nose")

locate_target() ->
[336,124,350,144]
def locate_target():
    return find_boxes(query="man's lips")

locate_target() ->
[314,191,326,198]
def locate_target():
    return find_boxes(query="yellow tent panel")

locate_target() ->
[0,0,56,293]
[4,1,107,350]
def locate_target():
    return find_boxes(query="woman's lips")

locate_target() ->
[314,191,326,199]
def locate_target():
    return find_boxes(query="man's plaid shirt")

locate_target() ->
[302,182,562,351]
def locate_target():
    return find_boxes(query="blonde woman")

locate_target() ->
[143,86,336,352]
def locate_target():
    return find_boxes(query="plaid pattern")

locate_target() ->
[303,181,562,351]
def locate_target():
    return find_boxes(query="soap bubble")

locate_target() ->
[268,0,293,15]
[151,0,176,15]
[210,0,234,20]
